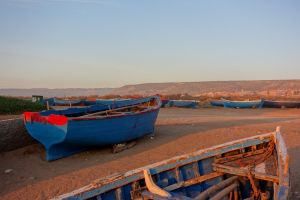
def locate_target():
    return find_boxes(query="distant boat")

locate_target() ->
[263,100,300,108]
[210,100,224,107]
[165,100,199,108]
[161,99,170,108]
[54,127,289,200]
[24,96,161,161]
[223,99,263,109]
[53,98,83,106]
[43,98,55,106]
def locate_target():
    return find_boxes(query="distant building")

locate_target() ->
[32,95,43,103]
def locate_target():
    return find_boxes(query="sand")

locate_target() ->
[0,108,300,199]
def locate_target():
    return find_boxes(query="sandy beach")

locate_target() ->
[1,107,300,199]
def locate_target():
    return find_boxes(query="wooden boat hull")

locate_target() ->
[263,100,300,108]
[223,100,263,109]
[24,96,161,161]
[166,100,199,108]
[54,128,289,200]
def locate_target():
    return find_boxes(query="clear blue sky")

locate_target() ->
[1,0,300,88]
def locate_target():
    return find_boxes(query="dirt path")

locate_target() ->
[0,108,300,199]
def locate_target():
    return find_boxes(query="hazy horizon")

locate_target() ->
[1,0,300,88]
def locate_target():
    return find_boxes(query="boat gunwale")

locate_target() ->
[25,96,162,124]
[53,131,276,200]
[69,106,161,121]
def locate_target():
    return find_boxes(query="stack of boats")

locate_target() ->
[23,96,291,199]
[210,99,300,109]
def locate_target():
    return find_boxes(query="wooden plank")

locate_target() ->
[213,163,279,183]
[164,172,224,191]
[215,148,266,164]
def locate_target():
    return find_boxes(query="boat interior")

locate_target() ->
[93,139,280,200]
[39,97,160,118]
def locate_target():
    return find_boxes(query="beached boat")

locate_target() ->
[24,96,161,161]
[53,98,83,106]
[165,100,199,108]
[263,100,300,108]
[223,99,263,109]
[54,127,289,200]
[210,100,224,107]
[161,99,170,108]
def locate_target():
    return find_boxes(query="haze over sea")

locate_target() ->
[1,0,300,88]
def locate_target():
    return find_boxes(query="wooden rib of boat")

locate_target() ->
[24,96,161,161]
[53,127,289,200]
[263,100,300,108]
[223,99,263,109]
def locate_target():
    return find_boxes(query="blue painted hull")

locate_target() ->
[223,100,263,109]
[210,100,224,107]
[55,129,289,200]
[161,99,170,108]
[43,98,55,106]
[166,100,199,108]
[263,100,300,108]
[24,96,161,161]
[83,100,97,106]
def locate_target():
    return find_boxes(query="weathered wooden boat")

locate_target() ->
[53,98,83,106]
[223,99,263,109]
[54,127,288,200]
[263,100,300,108]
[165,100,199,108]
[210,100,224,107]
[24,96,161,161]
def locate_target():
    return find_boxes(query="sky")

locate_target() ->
[0,0,300,88]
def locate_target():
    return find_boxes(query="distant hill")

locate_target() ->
[0,88,113,97]
[109,80,300,96]
[1,80,300,97]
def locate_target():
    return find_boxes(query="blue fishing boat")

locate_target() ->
[263,100,300,108]
[210,100,224,107]
[53,98,83,106]
[165,100,199,108]
[223,99,263,109]
[24,96,161,161]
[161,99,170,108]
[54,127,289,200]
